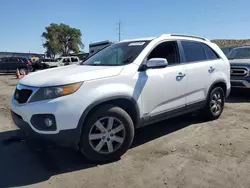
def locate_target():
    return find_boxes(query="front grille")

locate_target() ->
[14,89,33,104]
[230,67,248,77]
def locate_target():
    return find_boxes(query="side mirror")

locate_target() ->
[146,58,168,69]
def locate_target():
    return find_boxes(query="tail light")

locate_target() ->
[27,61,32,65]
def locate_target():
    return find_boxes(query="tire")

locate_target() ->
[19,68,28,75]
[203,87,225,120]
[80,105,134,162]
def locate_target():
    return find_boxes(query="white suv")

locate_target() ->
[11,34,231,162]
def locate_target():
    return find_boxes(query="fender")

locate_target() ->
[76,95,141,134]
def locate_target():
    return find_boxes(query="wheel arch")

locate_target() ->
[77,96,141,136]
[206,80,227,101]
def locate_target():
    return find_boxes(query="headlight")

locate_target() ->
[29,82,82,102]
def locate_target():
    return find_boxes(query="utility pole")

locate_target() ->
[118,21,121,41]
[116,20,122,41]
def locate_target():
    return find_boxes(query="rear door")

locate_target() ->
[180,40,211,105]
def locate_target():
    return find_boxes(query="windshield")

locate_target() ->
[227,47,250,59]
[81,41,150,66]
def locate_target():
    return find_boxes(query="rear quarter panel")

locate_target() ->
[211,43,231,90]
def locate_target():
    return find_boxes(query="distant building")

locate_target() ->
[89,40,115,56]
[0,51,45,59]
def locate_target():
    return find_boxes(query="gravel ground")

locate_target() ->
[0,74,250,188]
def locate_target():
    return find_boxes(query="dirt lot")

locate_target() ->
[0,74,250,188]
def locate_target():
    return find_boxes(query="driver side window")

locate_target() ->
[147,41,180,65]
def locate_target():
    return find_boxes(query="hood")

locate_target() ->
[19,65,124,87]
[229,59,250,67]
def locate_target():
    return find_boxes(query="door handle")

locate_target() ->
[176,72,186,80]
[177,72,186,77]
[208,66,215,73]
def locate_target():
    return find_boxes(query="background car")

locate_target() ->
[57,56,80,66]
[227,46,250,88]
[0,57,32,74]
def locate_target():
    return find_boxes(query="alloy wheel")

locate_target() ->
[88,116,126,154]
[210,92,222,115]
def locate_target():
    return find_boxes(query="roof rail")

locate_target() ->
[169,34,210,41]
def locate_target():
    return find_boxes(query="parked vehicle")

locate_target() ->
[40,58,58,68]
[227,46,250,88]
[0,57,32,74]
[30,58,50,71]
[57,56,80,66]
[11,34,230,162]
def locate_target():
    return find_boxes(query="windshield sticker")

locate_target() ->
[128,42,145,46]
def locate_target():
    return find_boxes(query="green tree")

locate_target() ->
[42,23,83,57]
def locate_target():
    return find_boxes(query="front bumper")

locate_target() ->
[10,90,88,146]
[11,110,80,146]
[231,79,250,88]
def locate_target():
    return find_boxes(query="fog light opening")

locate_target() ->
[44,118,53,127]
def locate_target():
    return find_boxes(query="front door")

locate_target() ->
[140,41,187,118]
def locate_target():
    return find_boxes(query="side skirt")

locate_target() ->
[138,100,206,128]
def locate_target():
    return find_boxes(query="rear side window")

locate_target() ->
[202,44,219,60]
[182,41,206,63]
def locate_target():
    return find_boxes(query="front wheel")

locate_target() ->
[203,87,225,120]
[80,105,134,162]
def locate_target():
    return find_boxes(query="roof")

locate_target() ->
[119,34,210,43]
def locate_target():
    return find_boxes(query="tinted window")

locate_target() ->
[71,57,78,62]
[4,58,12,62]
[182,41,206,62]
[10,57,20,63]
[227,47,250,59]
[19,58,28,63]
[148,41,179,65]
[202,44,219,60]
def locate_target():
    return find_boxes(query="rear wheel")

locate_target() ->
[80,105,134,162]
[203,87,225,120]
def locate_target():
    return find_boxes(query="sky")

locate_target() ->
[1,0,250,53]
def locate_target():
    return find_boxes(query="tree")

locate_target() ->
[42,23,83,57]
